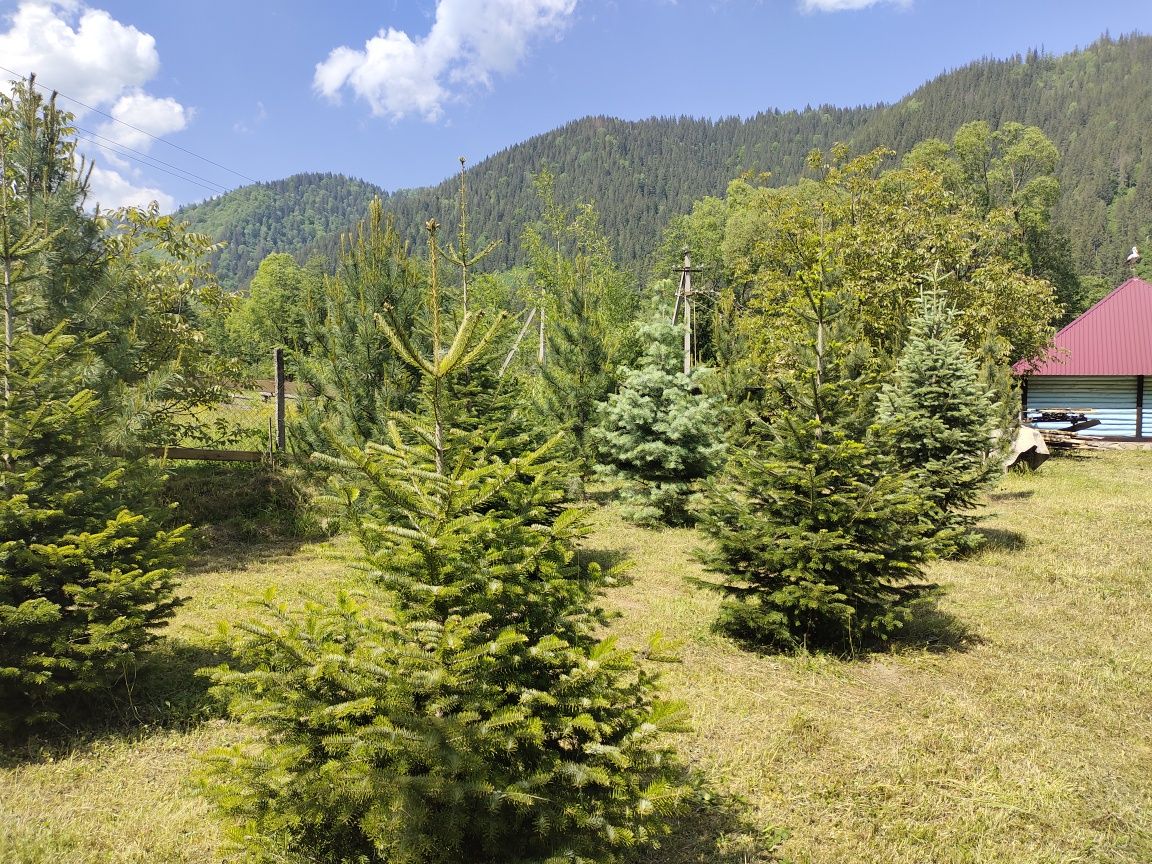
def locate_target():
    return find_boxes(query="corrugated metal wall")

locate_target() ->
[1144,377,1151,437]
[1027,376,1139,437]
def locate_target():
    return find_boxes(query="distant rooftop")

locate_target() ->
[1019,277,1152,376]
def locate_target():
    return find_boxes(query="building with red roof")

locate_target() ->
[1016,277,1152,439]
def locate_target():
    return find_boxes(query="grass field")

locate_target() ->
[2,451,1150,863]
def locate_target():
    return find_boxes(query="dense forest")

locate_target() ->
[175,173,386,291]
[179,32,1152,292]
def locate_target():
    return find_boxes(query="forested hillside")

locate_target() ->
[179,32,1152,289]
[178,173,387,290]
[851,33,1152,281]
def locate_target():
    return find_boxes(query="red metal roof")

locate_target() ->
[1018,277,1152,376]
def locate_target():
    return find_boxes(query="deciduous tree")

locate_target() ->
[672,146,1060,384]
[225,252,319,366]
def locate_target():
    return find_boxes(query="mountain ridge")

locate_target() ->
[178,31,1152,290]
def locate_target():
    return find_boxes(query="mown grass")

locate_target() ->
[2,451,1150,863]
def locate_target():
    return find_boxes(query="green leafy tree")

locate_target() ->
[872,289,1001,556]
[225,252,319,366]
[701,146,1060,379]
[904,121,1083,319]
[697,276,935,653]
[593,322,726,526]
[202,220,686,864]
[95,204,240,447]
[0,75,239,448]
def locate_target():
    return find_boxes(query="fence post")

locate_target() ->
[274,347,286,452]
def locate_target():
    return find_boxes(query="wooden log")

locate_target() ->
[140,446,265,462]
[1039,430,1105,450]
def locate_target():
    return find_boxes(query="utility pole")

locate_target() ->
[499,307,537,377]
[672,248,702,375]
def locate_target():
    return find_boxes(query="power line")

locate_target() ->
[75,135,229,196]
[74,124,230,194]
[0,64,259,187]
[59,90,259,186]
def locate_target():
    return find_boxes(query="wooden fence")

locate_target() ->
[149,348,290,463]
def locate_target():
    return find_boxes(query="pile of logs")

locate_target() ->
[1039,430,1109,452]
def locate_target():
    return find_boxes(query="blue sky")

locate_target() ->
[1,0,1150,211]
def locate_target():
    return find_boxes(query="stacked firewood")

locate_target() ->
[1039,430,1108,451]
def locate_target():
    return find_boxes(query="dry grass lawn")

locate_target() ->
[2,451,1150,863]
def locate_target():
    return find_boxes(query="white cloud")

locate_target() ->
[95,92,190,150]
[315,0,578,121]
[0,1,159,106]
[0,1,192,210]
[88,164,176,212]
[800,0,911,11]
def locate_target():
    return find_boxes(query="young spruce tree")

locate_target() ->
[593,322,726,526]
[697,287,936,653]
[872,290,1001,556]
[202,219,685,864]
[0,87,187,734]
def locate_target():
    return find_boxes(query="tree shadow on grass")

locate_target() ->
[630,788,788,864]
[0,637,229,766]
[584,485,620,506]
[1050,449,1097,463]
[710,588,982,659]
[110,637,230,729]
[988,489,1035,502]
[886,596,984,655]
[971,526,1027,553]
[187,536,313,575]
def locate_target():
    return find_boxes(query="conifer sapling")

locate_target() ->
[201,215,686,864]
[697,288,935,653]
[593,322,726,526]
[0,329,187,733]
[872,289,1001,555]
